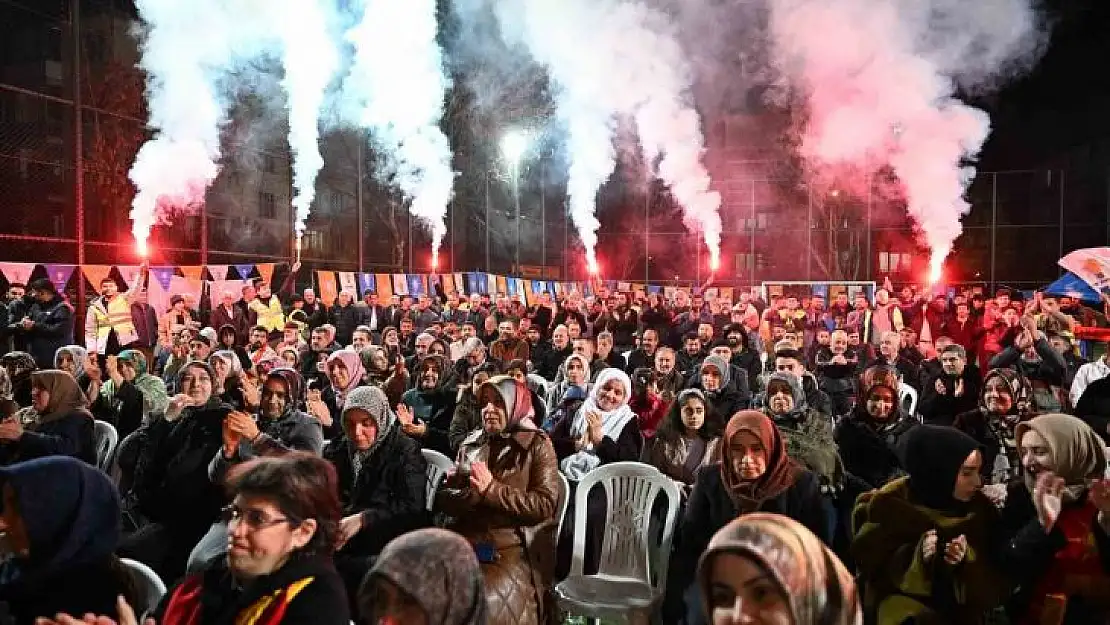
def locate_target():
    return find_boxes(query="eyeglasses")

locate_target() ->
[221,504,296,530]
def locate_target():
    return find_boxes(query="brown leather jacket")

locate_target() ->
[436,428,562,625]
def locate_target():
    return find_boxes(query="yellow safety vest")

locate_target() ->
[251,297,285,333]
[86,295,137,353]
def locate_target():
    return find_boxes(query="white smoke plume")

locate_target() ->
[344,0,455,267]
[491,0,721,273]
[274,0,340,239]
[767,0,1044,280]
[129,0,236,255]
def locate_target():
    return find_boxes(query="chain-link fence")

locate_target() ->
[2,0,1106,295]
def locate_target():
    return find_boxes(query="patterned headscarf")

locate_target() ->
[698,513,861,625]
[53,345,88,379]
[342,386,395,477]
[478,376,537,435]
[2,352,38,405]
[362,528,487,625]
[721,410,800,513]
[980,368,1033,420]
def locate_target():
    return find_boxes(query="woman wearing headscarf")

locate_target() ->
[53,344,91,399]
[359,345,407,407]
[542,353,591,432]
[210,349,248,411]
[1,352,37,407]
[1000,413,1110,625]
[834,365,919,490]
[186,367,326,575]
[216,323,253,372]
[0,457,141,623]
[92,349,169,440]
[692,355,747,419]
[358,528,487,625]
[664,410,827,623]
[852,426,1009,624]
[436,376,562,625]
[315,349,366,440]
[552,367,642,480]
[641,388,723,494]
[448,360,502,454]
[324,385,428,603]
[118,361,232,584]
[698,513,861,625]
[279,346,300,370]
[953,368,1035,484]
[0,370,95,466]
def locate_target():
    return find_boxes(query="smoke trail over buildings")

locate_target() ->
[490,0,720,272]
[131,0,340,254]
[767,0,1044,279]
[344,0,455,267]
[275,0,340,239]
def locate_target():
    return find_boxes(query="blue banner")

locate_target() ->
[44,264,76,293]
[358,273,376,296]
[407,274,426,296]
[149,266,175,292]
[234,264,255,280]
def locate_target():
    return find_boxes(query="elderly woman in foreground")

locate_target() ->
[436,376,561,625]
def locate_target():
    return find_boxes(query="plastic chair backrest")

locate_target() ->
[555,471,571,541]
[569,462,680,593]
[421,448,455,511]
[899,382,918,416]
[93,420,119,471]
[121,557,166,617]
[108,429,142,485]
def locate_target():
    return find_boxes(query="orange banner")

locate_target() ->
[375,274,393,300]
[255,263,275,285]
[179,265,204,281]
[316,271,338,306]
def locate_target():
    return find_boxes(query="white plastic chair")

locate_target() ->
[421,448,455,511]
[899,382,918,416]
[121,557,166,618]
[555,471,571,543]
[93,420,119,471]
[555,462,681,624]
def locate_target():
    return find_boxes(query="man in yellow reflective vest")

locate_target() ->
[248,263,300,343]
[85,266,147,364]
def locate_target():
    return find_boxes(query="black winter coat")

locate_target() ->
[325,427,429,557]
[2,410,96,466]
[19,296,73,369]
[833,410,918,490]
[132,402,231,535]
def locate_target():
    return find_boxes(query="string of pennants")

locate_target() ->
[0,262,734,307]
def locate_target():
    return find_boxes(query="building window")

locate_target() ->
[259,192,276,219]
[878,251,913,274]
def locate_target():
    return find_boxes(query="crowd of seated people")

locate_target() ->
[1,273,1110,624]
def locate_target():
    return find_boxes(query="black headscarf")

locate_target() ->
[903,425,980,513]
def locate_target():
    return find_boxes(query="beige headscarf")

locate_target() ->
[698,512,861,625]
[30,370,91,424]
[1016,413,1107,500]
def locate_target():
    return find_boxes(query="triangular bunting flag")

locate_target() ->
[255,263,275,285]
[453,273,465,295]
[485,273,496,294]
[496,275,508,295]
[316,271,338,306]
[0,262,35,286]
[207,265,229,281]
[358,273,376,297]
[234,264,255,280]
[506,278,518,297]
[44,264,76,293]
[81,265,113,290]
[149,266,175,292]
[648,285,662,294]
[375,274,393,300]
[407,274,425,296]
[116,265,142,289]
[179,266,204,281]
[338,272,357,295]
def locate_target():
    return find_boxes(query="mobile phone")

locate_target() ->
[473,542,497,564]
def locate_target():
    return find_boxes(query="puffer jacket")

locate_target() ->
[436,429,563,625]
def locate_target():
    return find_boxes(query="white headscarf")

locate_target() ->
[560,367,636,481]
